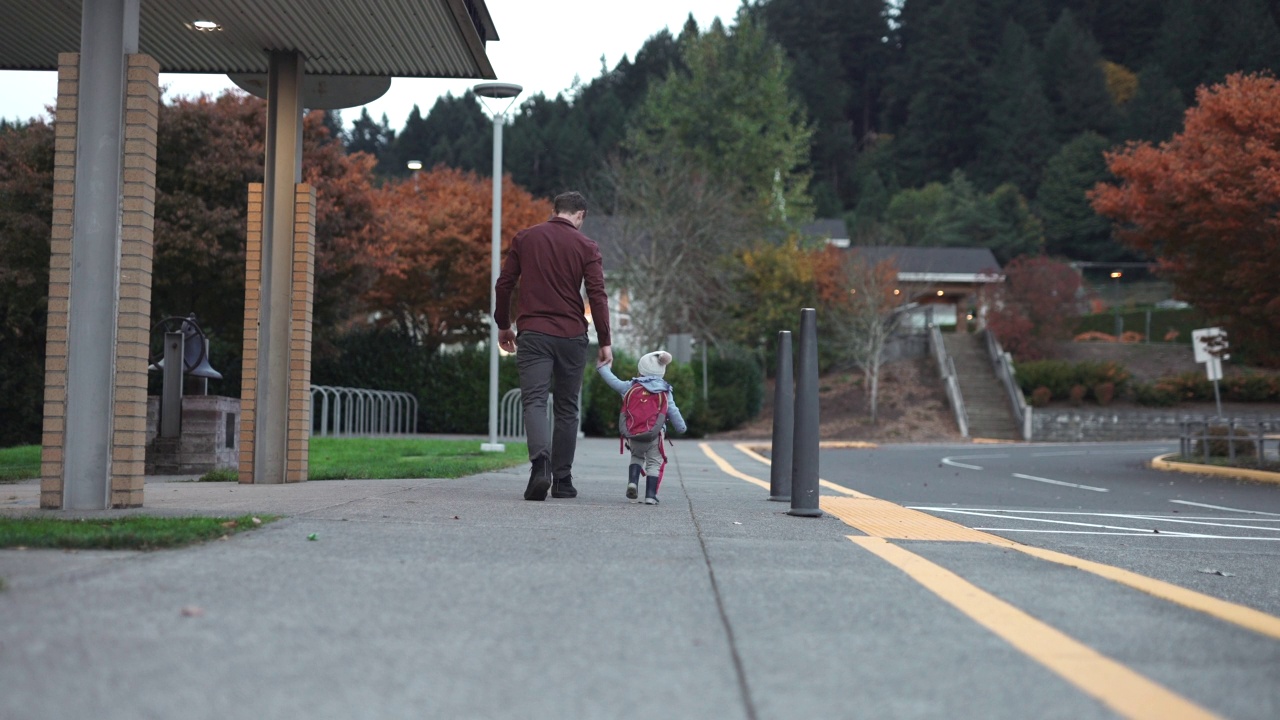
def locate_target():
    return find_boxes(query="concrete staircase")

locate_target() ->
[942,333,1022,441]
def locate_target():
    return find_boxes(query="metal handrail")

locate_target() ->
[310,385,418,436]
[929,324,969,438]
[1178,418,1280,465]
[983,329,1031,441]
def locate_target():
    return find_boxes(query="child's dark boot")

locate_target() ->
[644,475,660,505]
[626,464,642,500]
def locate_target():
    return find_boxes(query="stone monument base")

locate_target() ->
[145,395,240,475]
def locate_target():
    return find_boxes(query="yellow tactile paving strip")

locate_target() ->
[822,496,1017,544]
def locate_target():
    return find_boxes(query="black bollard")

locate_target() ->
[769,331,794,502]
[788,308,822,517]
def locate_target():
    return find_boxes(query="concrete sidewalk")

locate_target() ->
[0,438,1108,719]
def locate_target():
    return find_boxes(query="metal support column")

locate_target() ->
[62,0,139,509]
[253,51,304,484]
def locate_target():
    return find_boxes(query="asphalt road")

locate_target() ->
[802,440,1280,719]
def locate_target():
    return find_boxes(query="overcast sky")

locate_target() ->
[0,0,746,129]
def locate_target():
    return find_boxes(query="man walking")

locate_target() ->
[495,191,612,501]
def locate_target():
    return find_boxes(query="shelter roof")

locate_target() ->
[0,0,497,78]
[852,246,1003,282]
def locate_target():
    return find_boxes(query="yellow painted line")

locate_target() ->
[1010,544,1280,642]
[849,536,1221,720]
[712,445,1280,643]
[732,443,872,498]
[824,497,1014,543]
[699,443,769,490]
[1150,453,1280,486]
[737,440,878,453]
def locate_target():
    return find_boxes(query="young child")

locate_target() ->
[598,350,688,505]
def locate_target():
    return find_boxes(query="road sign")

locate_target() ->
[1191,327,1229,363]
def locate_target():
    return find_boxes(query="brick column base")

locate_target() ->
[239,183,316,484]
[41,52,158,509]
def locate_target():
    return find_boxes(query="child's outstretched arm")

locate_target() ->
[596,362,632,395]
[666,393,688,434]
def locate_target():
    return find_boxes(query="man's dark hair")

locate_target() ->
[553,191,588,215]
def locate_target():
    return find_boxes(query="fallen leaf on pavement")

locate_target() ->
[181,606,204,617]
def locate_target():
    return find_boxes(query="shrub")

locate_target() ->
[1016,359,1129,401]
[1133,381,1178,407]
[1068,384,1087,407]
[1193,425,1257,458]
[1016,360,1077,399]
[1223,372,1280,402]
[1094,381,1116,406]
[1029,386,1052,407]
[1164,372,1213,402]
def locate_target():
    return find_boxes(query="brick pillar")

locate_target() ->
[286,185,316,483]
[240,183,315,483]
[111,54,160,508]
[238,184,264,484]
[41,53,158,509]
[40,54,79,509]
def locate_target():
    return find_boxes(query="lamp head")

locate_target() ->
[473,82,523,99]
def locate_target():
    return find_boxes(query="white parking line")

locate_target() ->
[941,457,984,470]
[1012,473,1109,492]
[1169,500,1280,517]
[972,528,1280,541]
[921,508,1187,535]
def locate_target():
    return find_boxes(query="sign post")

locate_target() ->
[1192,328,1228,418]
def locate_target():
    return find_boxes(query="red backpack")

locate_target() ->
[619,381,668,444]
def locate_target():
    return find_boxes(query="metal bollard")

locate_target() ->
[770,331,794,502]
[788,308,822,518]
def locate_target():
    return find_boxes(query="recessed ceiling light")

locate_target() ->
[190,20,222,31]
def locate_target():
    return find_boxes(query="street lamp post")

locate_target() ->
[474,82,523,453]
[406,159,422,190]
[1110,271,1123,338]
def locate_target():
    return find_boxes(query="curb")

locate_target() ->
[1150,453,1280,485]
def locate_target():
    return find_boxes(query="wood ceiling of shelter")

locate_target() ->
[0,0,497,78]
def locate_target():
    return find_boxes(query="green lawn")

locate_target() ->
[0,445,39,482]
[0,437,528,483]
[0,514,279,550]
[308,437,527,480]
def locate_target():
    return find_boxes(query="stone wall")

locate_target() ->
[1030,408,1280,442]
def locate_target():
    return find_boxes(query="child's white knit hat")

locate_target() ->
[637,351,672,378]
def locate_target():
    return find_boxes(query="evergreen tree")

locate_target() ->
[1152,0,1209,102]
[1036,131,1131,261]
[889,0,985,188]
[1118,65,1185,143]
[1206,0,1280,84]
[316,109,345,146]
[975,22,1056,196]
[628,9,813,224]
[388,105,429,177]
[347,108,395,167]
[505,93,595,198]
[415,91,490,175]
[1042,9,1118,142]
[758,0,892,211]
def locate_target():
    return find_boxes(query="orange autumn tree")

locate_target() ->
[1090,73,1280,366]
[365,166,550,349]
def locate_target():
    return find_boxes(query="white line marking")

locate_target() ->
[941,457,984,470]
[909,506,1280,522]
[1169,500,1280,517]
[920,508,1189,535]
[949,453,1011,460]
[973,528,1280,541]
[1011,473,1109,492]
